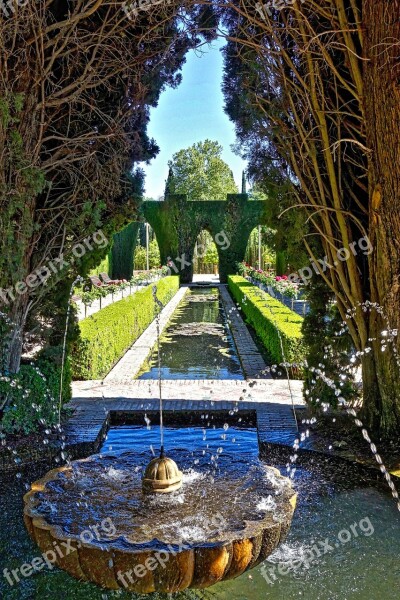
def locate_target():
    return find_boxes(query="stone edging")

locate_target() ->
[104,286,189,384]
[219,284,271,379]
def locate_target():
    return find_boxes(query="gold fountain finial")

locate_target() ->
[142,450,183,493]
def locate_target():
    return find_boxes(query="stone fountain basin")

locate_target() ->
[23,452,297,593]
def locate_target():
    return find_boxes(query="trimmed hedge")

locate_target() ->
[71,276,179,380]
[228,275,306,371]
[143,194,269,283]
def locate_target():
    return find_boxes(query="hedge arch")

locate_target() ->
[142,194,269,283]
[110,222,140,280]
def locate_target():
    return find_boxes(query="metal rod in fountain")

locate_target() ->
[142,286,183,493]
[152,285,165,458]
[58,276,83,426]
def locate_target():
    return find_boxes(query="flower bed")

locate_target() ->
[228,275,306,374]
[71,276,179,380]
[76,266,170,310]
[237,261,300,299]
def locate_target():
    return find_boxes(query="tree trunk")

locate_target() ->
[6,293,30,374]
[363,0,400,435]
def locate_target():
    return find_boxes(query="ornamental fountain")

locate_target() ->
[23,286,297,593]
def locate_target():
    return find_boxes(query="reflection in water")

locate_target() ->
[139,287,244,380]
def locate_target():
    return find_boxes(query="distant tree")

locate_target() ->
[167,140,238,200]
[164,167,176,198]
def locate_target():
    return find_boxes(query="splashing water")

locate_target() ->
[300,301,400,511]
[58,276,83,426]
[235,287,399,511]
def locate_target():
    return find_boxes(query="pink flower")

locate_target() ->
[275,276,282,281]
[282,275,288,280]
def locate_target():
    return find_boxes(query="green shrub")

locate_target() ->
[1,366,57,435]
[0,346,71,434]
[71,276,179,380]
[133,240,160,270]
[228,275,306,373]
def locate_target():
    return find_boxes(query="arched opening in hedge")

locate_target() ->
[244,226,276,273]
[193,230,219,275]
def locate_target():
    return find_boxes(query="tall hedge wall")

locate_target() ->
[143,194,268,283]
[110,222,140,280]
[71,276,179,380]
[228,275,306,371]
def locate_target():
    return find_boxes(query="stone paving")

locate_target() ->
[65,393,304,448]
[219,285,271,379]
[67,281,305,450]
[73,377,304,403]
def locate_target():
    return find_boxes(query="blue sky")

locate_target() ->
[141,37,247,199]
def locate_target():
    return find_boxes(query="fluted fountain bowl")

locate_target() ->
[23,450,297,593]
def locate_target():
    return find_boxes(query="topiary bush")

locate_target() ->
[143,194,269,283]
[71,276,179,380]
[111,222,140,280]
[228,275,306,375]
